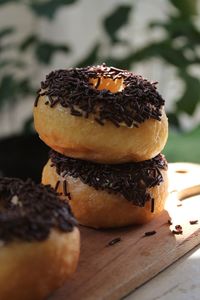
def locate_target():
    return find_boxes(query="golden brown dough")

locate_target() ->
[42,159,168,228]
[0,228,80,300]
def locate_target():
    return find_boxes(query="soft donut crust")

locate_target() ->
[0,228,80,300]
[42,160,168,228]
[34,96,168,163]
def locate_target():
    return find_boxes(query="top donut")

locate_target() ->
[34,64,168,163]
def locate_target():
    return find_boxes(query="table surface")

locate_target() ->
[125,244,200,300]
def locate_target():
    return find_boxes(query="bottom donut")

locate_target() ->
[42,151,168,229]
[0,177,80,300]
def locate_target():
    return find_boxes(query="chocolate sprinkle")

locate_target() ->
[63,179,68,196]
[50,150,167,208]
[189,220,198,225]
[168,219,173,225]
[172,229,183,235]
[54,180,60,191]
[144,230,156,236]
[175,225,182,231]
[107,237,121,246]
[0,177,77,243]
[151,198,155,213]
[62,179,71,200]
[172,224,183,235]
[35,64,165,127]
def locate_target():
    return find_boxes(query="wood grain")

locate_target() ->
[49,163,200,300]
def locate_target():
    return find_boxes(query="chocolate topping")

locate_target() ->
[50,151,168,208]
[0,177,77,243]
[35,64,165,128]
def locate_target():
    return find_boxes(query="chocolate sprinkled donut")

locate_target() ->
[0,177,77,242]
[35,64,165,128]
[50,150,168,208]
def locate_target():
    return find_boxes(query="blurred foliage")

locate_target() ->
[77,0,200,129]
[30,0,78,19]
[105,0,200,126]
[104,5,132,44]
[0,0,74,124]
[20,35,70,64]
[163,126,200,163]
[0,0,19,4]
[0,0,200,135]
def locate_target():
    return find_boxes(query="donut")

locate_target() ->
[42,151,168,228]
[0,177,80,300]
[34,64,168,163]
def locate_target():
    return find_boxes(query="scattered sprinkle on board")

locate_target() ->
[144,230,156,237]
[107,237,121,246]
[189,220,198,225]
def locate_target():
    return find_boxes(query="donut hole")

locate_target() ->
[90,77,124,93]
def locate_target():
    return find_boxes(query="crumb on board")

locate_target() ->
[189,220,198,225]
[144,230,156,237]
[175,225,182,230]
[172,224,183,235]
[106,237,121,246]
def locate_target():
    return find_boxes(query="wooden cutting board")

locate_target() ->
[50,163,200,300]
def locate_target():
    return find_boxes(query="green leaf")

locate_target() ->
[20,34,38,51]
[0,75,35,108]
[157,45,190,68]
[107,40,191,70]
[170,0,197,17]
[23,116,34,134]
[35,42,70,64]
[104,57,130,69]
[103,5,132,44]
[150,15,200,50]
[0,0,20,5]
[0,27,14,38]
[30,0,78,20]
[139,41,189,67]
[0,61,11,68]
[17,78,34,95]
[77,43,100,67]
[165,17,200,45]
[0,28,15,54]
[167,112,181,129]
[163,127,200,163]
[0,75,17,106]
[0,59,26,68]
[176,72,200,115]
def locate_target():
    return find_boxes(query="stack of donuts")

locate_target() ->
[34,64,169,229]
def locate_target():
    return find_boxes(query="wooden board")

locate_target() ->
[50,163,200,300]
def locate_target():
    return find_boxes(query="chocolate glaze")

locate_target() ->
[50,151,168,209]
[0,177,77,243]
[35,64,165,128]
